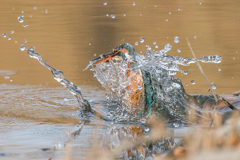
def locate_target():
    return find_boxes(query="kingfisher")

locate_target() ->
[89,43,240,122]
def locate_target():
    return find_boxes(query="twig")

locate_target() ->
[216,94,238,110]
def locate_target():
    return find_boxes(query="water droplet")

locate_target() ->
[63,97,69,101]
[20,44,26,51]
[166,18,168,21]
[89,43,91,45]
[154,5,157,7]
[103,2,107,5]
[178,8,180,11]
[199,2,202,5]
[137,85,142,90]
[139,37,146,43]
[22,11,24,13]
[194,36,197,39]
[182,70,188,75]
[135,42,138,46]
[111,14,115,18]
[174,36,180,43]
[94,53,97,56]
[172,83,181,88]
[153,41,156,45]
[106,14,109,17]
[185,83,188,86]
[33,6,37,10]
[233,57,235,60]
[54,142,64,150]
[23,24,28,27]
[24,39,27,43]
[18,16,24,23]
[146,45,151,51]
[15,41,17,43]
[155,45,158,49]
[177,49,181,53]
[144,127,149,132]
[211,83,216,89]
[11,30,14,34]
[30,15,32,17]
[218,68,221,71]
[133,2,135,6]
[191,80,195,84]
[4,76,10,79]
[2,33,7,38]
[123,14,126,16]
[169,11,171,14]
[8,37,11,40]
[45,9,48,13]
[29,46,35,50]
[10,79,12,82]
[140,14,142,16]
[164,43,172,51]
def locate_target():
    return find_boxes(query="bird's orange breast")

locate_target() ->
[125,69,144,108]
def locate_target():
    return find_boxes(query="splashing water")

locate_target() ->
[86,43,222,123]
[25,48,91,112]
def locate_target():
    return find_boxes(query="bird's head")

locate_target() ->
[90,43,137,65]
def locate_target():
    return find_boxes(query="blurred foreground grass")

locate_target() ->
[61,108,240,160]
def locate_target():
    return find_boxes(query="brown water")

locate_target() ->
[0,0,240,159]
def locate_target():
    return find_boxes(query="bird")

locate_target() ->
[89,43,240,122]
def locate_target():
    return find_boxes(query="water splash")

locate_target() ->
[25,48,91,112]
[86,43,222,123]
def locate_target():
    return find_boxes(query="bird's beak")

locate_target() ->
[91,50,120,65]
